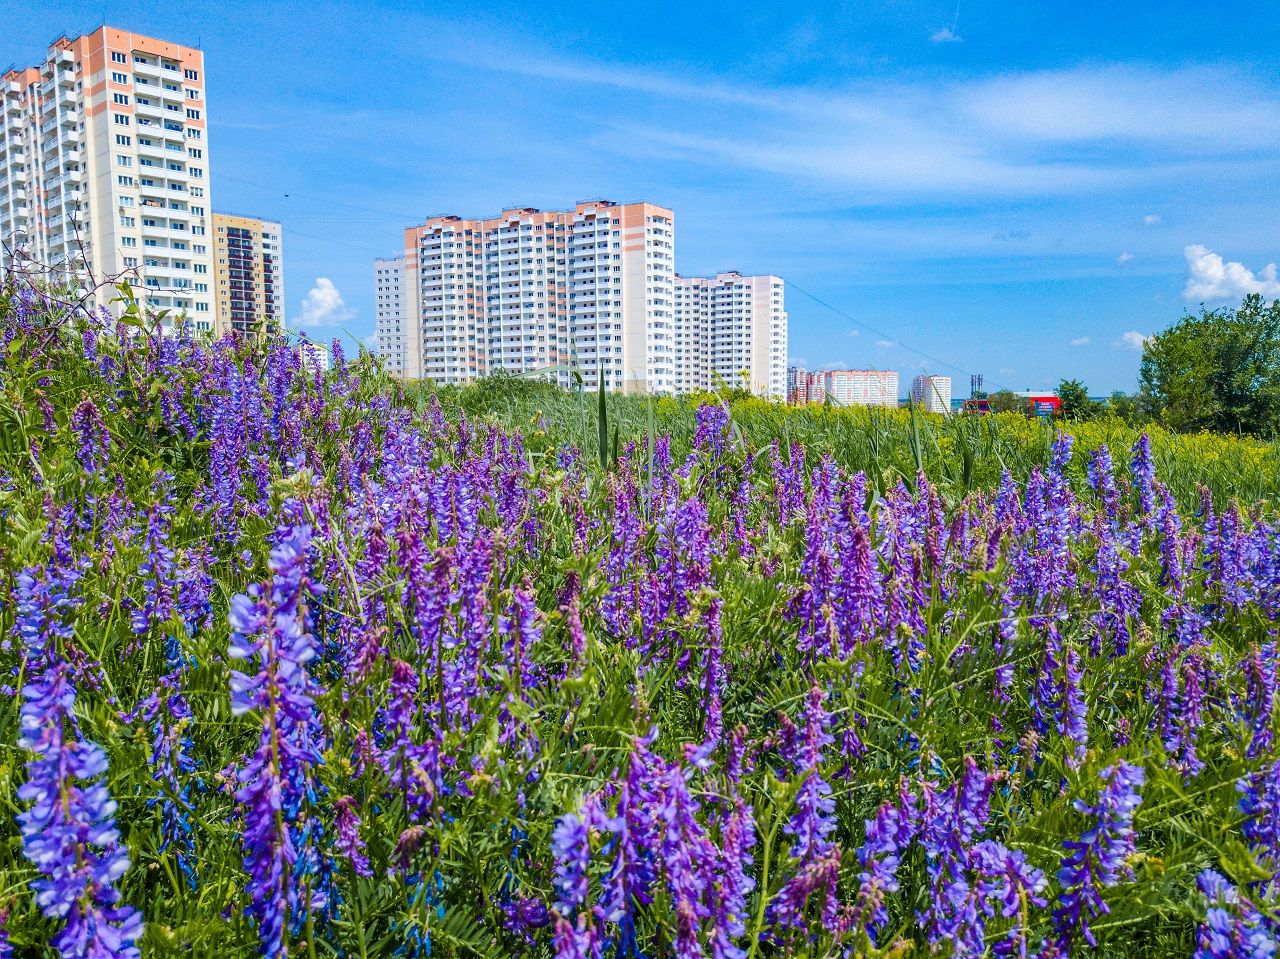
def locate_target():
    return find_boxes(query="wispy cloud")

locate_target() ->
[1070,336,1091,346]
[1182,244,1280,302]
[930,27,962,43]
[1143,213,1162,226]
[439,49,1280,199]
[875,338,897,348]
[846,328,861,337]
[294,278,354,328]
[1116,251,1135,265]
[1115,331,1150,351]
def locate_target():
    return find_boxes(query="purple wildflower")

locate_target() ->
[1193,869,1277,959]
[333,797,373,878]
[69,397,111,476]
[1054,762,1145,948]
[228,521,327,956]
[15,568,143,958]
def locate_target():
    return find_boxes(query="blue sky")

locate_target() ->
[9,1,1280,393]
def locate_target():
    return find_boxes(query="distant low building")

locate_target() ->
[788,367,898,407]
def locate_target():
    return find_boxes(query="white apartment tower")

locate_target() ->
[373,255,408,375]
[911,374,953,413]
[393,200,676,392]
[0,28,215,327]
[674,271,787,398]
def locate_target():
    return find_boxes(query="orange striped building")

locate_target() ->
[1,27,214,325]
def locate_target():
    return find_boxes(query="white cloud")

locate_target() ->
[1116,251,1135,265]
[930,27,962,43]
[449,51,1280,199]
[1182,244,1280,302]
[1143,213,1162,226]
[294,278,354,328]
[875,338,896,348]
[1115,331,1150,351]
[1070,336,1091,346]
[361,333,378,347]
[846,328,861,337]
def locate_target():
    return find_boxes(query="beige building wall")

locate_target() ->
[212,212,282,336]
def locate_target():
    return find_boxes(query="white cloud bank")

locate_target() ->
[294,278,354,328]
[1182,244,1280,303]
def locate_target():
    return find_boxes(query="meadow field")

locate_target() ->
[1,288,1278,958]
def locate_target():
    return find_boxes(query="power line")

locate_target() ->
[784,279,1010,393]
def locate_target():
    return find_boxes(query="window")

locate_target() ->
[189,167,203,178]
[183,68,199,81]
[119,197,135,207]
[193,263,207,274]
[185,128,201,140]
[194,301,209,312]
[115,134,131,146]
[120,215,136,227]
[185,108,200,120]
[117,175,134,186]
[111,71,127,84]
[116,155,132,166]
[114,113,130,125]
[191,226,205,236]
[190,186,204,197]
[113,93,129,105]
[187,147,202,158]
[111,51,127,64]
[121,237,137,247]
[186,89,200,100]
[191,206,204,216]
[123,256,138,267]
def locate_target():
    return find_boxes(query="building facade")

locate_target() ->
[674,271,787,398]
[788,367,899,407]
[911,374,953,413]
[373,255,408,375]
[1,27,214,327]
[394,199,676,392]
[212,212,281,336]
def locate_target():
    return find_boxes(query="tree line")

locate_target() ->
[979,294,1280,436]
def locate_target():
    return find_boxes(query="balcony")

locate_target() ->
[132,59,163,80]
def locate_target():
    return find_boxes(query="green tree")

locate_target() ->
[988,389,1024,414]
[1106,390,1143,423]
[1055,378,1098,420]
[1139,293,1280,435]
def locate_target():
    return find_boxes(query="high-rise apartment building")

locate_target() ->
[674,271,787,398]
[0,28,214,326]
[912,374,953,413]
[212,213,282,335]
[396,199,676,392]
[373,255,407,375]
[788,367,899,407]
